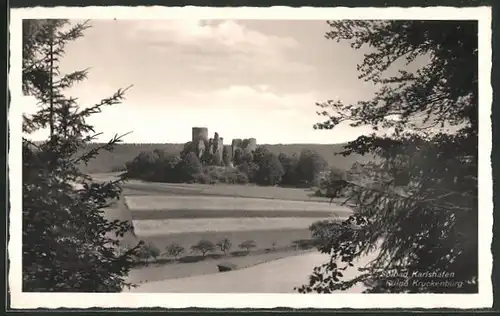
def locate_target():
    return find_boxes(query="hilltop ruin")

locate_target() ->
[191,127,257,166]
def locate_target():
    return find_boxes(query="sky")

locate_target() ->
[22,19,421,144]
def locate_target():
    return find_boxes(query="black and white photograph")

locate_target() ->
[8,6,493,309]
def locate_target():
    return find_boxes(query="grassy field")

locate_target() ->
[125,195,346,211]
[79,142,374,174]
[92,172,341,203]
[138,227,314,251]
[97,172,352,289]
[129,209,342,220]
[133,218,335,235]
[129,228,321,285]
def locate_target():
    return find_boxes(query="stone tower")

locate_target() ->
[192,127,209,159]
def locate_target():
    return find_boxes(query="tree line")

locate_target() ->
[135,238,259,264]
[124,145,338,188]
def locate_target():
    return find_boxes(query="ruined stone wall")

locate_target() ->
[207,132,224,165]
[223,145,233,166]
[231,139,243,157]
[213,135,224,165]
[189,127,256,166]
[243,138,257,153]
[230,137,257,163]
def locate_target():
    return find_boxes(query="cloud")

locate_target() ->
[180,85,318,114]
[127,19,315,74]
[130,19,297,50]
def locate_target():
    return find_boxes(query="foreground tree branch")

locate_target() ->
[298,20,478,294]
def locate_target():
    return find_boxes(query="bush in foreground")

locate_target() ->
[297,20,478,294]
[22,19,140,292]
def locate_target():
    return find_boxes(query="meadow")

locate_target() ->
[98,172,352,288]
[93,172,344,202]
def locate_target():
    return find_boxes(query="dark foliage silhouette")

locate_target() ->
[22,19,140,292]
[297,20,478,294]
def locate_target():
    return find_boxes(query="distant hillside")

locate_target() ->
[77,142,374,174]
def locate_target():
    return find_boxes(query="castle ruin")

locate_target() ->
[191,127,257,167]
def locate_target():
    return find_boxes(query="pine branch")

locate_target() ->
[73,132,132,166]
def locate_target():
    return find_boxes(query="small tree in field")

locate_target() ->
[136,241,160,264]
[191,240,215,258]
[148,242,161,262]
[22,19,140,292]
[239,240,257,253]
[165,243,185,261]
[216,237,232,256]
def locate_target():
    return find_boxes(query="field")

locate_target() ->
[127,250,379,293]
[98,173,352,291]
[92,172,344,202]
[79,142,374,174]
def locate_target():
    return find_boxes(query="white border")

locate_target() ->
[8,6,493,309]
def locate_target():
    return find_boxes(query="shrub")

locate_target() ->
[199,166,249,185]
[252,146,272,165]
[202,166,226,183]
[224,169,249,184]
[238,240,257,253]
[194,172,214,184]
[176,152,203,182]
[125,150,159,180]
[234,171,249,184]
[137,241,161,262]
[237,162,259,182]
[111,165,126,172]
[125,150,182,183]
[316,167,347,198]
